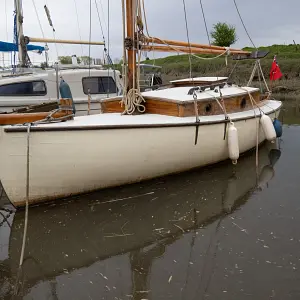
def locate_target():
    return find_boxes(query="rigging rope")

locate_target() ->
[146,35,230,61]
[140,0,157,62]
[73,0,84,57]
[139,0,229,62]
[233,0,257,49]
[141,0,150,37]
[199,0,211,46]
[32,0,45,38]
[95,0,106,43]
[205,90,230,121]
[88,0,92,76]
[227,60,239,81]
[257,60,270,94]
[182,0,193,79]
[98,0,108,34]
[247,60,270,95]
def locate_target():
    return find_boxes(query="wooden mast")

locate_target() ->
[125,0,136,90]
[122,0,250,91]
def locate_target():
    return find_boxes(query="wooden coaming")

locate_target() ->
[0,99,74,125]
[101,91,262,117]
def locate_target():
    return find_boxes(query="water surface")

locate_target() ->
[0,98,300,300]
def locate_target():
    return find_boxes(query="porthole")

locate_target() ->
[204,103,212,113]
[240,98,246,109]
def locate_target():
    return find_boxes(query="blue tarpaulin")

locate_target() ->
[0,41,45,53]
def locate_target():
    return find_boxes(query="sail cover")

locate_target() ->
[0,41,45,53]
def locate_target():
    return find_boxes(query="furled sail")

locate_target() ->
[0,41,45,53]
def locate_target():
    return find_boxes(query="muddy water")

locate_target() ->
[0,99,300,300]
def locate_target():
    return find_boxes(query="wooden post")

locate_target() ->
[126,0,136,90]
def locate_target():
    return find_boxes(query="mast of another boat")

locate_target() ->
[14,0,27,68]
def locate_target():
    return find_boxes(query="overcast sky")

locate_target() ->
[0,0,299,66]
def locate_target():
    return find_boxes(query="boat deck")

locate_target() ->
[4,99,281,131]
[101,85,262,117]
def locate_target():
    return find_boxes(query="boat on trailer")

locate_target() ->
[0,0,282,208]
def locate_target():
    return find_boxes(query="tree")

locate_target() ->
[58,56,81,64]
[80,56,93,65]
[210,22,237,47]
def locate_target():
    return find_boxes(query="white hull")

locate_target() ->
[6,142,278,285]
[0,100,282,207]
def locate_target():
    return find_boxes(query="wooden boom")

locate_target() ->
[142,45,250,55]
[143,36,249,53]
[26,37,105,46]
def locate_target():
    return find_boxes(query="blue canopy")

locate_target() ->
[0,41,45,53]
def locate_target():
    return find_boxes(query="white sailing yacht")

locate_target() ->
[0,0,153,115]
[0,66,123,115]
[0,0,282,207]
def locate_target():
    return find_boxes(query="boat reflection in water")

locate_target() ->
[0,142,281,300]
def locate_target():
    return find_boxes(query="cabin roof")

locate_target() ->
[142,85,259,102]
[170,77,228,84]
[0,68,120,85]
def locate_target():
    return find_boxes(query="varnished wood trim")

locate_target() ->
[101,90,262,117]
[4,103,281,133]
[0,99,74,125]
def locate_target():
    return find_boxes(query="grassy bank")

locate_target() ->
[141,44,300,94]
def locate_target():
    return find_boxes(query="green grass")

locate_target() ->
[139,44,300,84]
[243,44,300,59]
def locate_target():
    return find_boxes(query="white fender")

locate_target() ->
[260,114,276,142]
[228,122,239,164]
